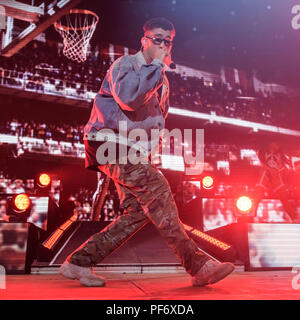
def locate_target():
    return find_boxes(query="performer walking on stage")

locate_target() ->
[60,17,234,287]
[253,141,296,222]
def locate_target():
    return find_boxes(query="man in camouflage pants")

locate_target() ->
[60,17,234,287]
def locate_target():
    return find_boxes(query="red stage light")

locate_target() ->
[38,173,51,187]
[202,176,214,189]
[236,196,253,213]
[13,193,31,212]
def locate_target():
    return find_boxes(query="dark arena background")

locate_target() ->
[1,0,300,304]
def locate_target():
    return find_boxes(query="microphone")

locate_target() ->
[169,61,176,70]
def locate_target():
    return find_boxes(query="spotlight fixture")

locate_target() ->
[13,193,31,213]
[236,196,253,213]
[37,173,51,188]
[202,175,214,190]
[7,193,32,222]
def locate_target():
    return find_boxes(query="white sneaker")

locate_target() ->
[59,261,105,287]
[192,259,234,286]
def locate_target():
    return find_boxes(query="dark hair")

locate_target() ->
[143,17,176,36]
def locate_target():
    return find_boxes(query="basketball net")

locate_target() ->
[54,9,99,63]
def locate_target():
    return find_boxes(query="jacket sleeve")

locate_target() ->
[107,55,165,111]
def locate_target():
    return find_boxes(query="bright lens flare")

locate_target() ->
[202,176,214,189]
[14,193,31,212]
[236,196,253,212]
[39,173,51,187]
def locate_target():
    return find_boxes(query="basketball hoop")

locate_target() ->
[54,9,99,63]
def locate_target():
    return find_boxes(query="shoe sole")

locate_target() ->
[209,264,235,284]
[192,263,235,286]
[60,264,106,287]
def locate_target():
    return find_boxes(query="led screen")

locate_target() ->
[248,223,300,268]
[0,222,28,272]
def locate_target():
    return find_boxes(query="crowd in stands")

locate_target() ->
[0,115,262,171]
[2,112,300,183]
[0,118,84,144]
[0,41,299,130]
[0,118,86,159]
[0,175,32,194]
[0,41,107,95]
[168,71,300,129]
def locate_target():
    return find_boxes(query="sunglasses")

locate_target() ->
[145,36,173,47]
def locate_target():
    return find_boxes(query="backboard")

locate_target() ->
[0,0,82,57]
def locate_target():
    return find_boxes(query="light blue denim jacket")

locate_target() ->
[84,51,170,153]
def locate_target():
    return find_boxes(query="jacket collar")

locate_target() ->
[134,51,148,70]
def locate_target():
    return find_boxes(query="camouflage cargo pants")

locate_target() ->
[68,162,210,276]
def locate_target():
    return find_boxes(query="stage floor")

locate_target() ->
[1,268,300,300]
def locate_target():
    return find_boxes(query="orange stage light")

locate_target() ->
[13,193,31,212]
[38,173,51,187]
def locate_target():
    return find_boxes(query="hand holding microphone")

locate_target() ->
[154,48,176,69]
[162,51,176,69]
